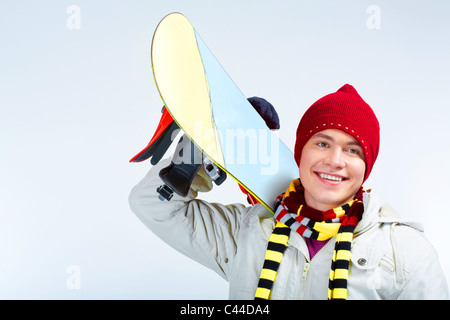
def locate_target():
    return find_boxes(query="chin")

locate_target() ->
[309,190,354,210]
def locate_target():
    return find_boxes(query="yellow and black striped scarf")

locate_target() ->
[255,179,364,300]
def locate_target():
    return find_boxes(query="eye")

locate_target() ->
[317,142,329,148]
[347,148,362,156]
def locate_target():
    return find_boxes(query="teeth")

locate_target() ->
[319,173,343,182]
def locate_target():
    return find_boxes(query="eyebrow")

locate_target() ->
[313,132,362,147]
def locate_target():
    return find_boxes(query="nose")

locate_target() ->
[323,147,346,169]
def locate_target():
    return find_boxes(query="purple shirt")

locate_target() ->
[304,238,328,259]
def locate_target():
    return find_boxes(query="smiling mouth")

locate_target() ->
[315,172,349,182]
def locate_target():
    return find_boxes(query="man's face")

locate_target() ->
[298,129,366,211]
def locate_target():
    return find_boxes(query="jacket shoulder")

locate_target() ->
[238,203,276,240]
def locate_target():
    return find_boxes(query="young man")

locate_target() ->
[129,84,448,299]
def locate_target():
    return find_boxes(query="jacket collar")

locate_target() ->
[355,190,423,235]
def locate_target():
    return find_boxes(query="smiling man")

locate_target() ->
[129,84,448,300]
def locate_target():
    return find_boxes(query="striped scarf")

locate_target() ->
[255,178,364,300]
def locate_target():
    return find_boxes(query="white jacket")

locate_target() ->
[129,159,449,300]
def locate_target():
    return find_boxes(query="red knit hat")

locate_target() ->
[294,84,380,182]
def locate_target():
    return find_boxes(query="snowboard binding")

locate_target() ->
[130,106,227,201]
[130,97,279,203]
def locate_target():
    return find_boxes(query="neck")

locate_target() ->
[303,191,356,212]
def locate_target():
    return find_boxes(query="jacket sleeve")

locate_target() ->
[128,158,250,281]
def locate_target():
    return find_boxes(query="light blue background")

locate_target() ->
[1,0,449,299]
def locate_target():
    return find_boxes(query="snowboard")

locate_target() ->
[132,12,298,213]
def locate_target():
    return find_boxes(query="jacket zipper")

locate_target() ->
[301,261,311,280]
[299,237,335,299]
